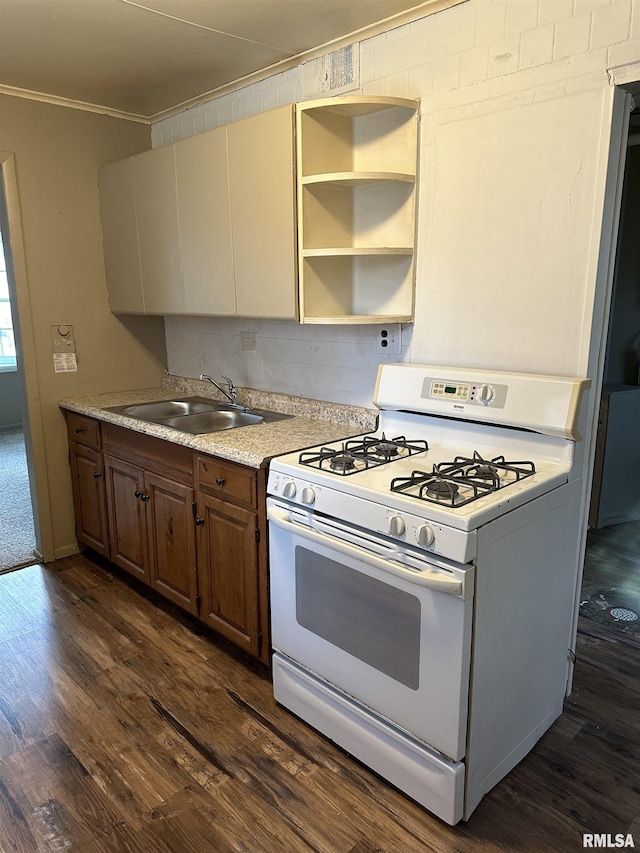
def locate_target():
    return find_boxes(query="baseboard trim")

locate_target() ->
[54,544,81,561]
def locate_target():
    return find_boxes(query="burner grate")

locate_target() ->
[437,451,535,484]
[391,466,497,508]
[390,450,536,508]
[299,433,428,475]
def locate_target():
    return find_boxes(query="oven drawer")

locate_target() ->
[273,653,465,826]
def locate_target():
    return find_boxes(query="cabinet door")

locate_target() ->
[69,442,109,557]
[98,158,145,314]
[132,145,185,315]
[175,127,236,316]
[145,472,198,615]
[196,492,260,657]
[227,106,298,319]
[104,455,149,583]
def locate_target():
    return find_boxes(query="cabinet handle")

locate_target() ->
[93,472,102,479]
[215,477,225,486]
[195,517,204,526]
[75,427,84,433]
[135,490,143,498]
[141,493,150,502]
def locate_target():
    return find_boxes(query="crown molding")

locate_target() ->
[0,85,150,124]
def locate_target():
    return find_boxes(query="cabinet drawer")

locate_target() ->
[196,455,257,508]
[66,412,101,450]
[102,423,193,485]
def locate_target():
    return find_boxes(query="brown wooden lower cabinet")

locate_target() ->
[68,441,109,558]
[196,492,261,658]
[104,454,150,584]
[145,471,198,615]
[66,414,269,663]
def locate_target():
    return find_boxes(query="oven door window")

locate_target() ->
[295,546,421,689]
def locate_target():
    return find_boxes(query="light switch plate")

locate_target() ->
[241,333,257,352]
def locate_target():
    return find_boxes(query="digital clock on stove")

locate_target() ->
[426,378,508,408]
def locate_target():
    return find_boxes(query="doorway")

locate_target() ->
[580,98,640,638]
[0,188,38,572]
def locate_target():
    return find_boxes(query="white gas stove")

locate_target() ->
[267,364,590,824]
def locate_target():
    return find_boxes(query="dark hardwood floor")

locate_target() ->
[582,520,640,593]
[0,539,638,852]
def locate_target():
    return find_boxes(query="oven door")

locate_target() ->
[267,498,474,762]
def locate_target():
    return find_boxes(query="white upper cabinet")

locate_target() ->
[227,106,297,320]
[98,158,145,314]
[296,96,419,324]
[99,107,296,320]
[99,146,185,315]
[131,145,185,315]
[98,97,418,324]
[175,126,236,316]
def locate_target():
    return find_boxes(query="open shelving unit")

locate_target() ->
[296,96,419,324]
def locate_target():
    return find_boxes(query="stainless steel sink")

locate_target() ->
[163,409,264,434]
[114,398,219,420]
[104,396,291,434]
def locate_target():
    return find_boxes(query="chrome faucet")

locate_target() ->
[199,374,239,406]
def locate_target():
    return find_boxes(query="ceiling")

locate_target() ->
[0,0,446,122]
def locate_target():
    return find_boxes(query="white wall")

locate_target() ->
[154,0,639,407]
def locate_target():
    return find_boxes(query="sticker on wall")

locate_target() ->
[53,352,78,372]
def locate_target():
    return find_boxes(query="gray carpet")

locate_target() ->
[0,427,38,571]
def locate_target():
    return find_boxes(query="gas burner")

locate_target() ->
[426,479,460,501]
[472,464,498,480]
[298,443,367,476]
[299,433,428,475]
[330,453,357,472]
[371,434,401,458]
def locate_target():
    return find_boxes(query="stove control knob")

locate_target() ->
[389,515,405,537]
[301,487,316,505]
[283,481,297,499]
[477,383,495,405]
[416,524,435,548]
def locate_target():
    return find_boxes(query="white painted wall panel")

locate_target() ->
[412,89,606,376]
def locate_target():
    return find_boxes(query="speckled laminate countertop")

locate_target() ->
[59,376,378,469]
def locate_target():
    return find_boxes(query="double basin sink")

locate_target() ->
[105,396,291,435]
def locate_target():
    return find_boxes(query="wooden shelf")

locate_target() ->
[300,95,418,118]
[302,247,413,257]
[301,314,414,325]
[296,96,419,324]
[302,171,415,188]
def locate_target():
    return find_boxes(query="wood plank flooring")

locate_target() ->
[582,520,640,593]
[0,548,637,853]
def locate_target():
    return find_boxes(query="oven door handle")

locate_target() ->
[267,506,464,596]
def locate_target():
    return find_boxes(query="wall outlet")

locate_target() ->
[376,325,401,355]
[240,332,257,352]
